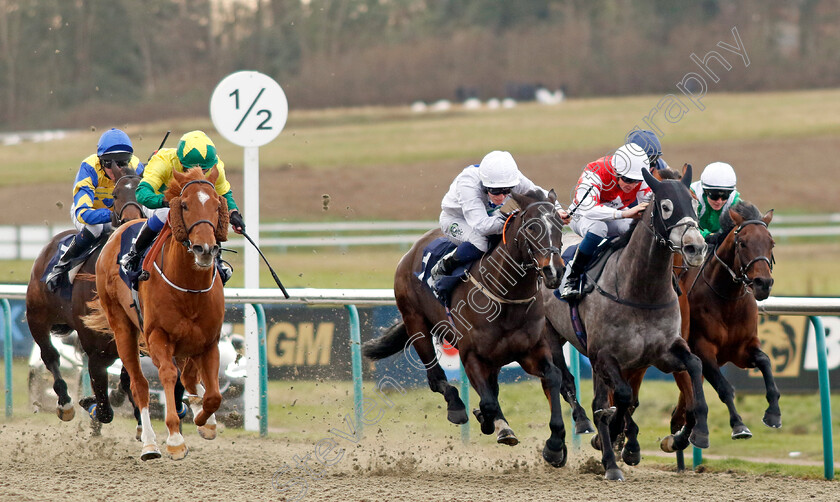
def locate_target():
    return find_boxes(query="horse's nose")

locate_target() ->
[752,277,774,300]
[542,266,562,290]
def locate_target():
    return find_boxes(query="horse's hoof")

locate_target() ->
[135,425,143,442]
[447,407,469,425]
[591,434,602,451]
[762,412,782,429]
[660,435,676,453]
[542,442,567,468]
[605,468,625,481]
[593,406,616,422]
[140,445,162,461]
[198,424,217,440]
[56,402,75,422]
[496,428,519,446]
[731,425,753,440]
[472,408,484,425]
[622,446,641,466]
[575,418,595,435]
[689,431,710,449]
[166,442,189,460]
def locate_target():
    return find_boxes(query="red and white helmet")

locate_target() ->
[478,151,521,188]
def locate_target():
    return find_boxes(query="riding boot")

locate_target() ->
[429,249,462,285]
[119,221,159,276]
[45,230,94,293]
[559,248,593,300]
[216,254,233,285]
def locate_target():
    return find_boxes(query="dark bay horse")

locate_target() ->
[26,170,143,425]
[661,201,777,452]
[364,190,581,468]
[86,167,228,460]
[542,167,708,481]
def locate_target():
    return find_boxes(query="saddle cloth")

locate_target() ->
[415,237,471,308]
[555,238,618,302]
[40,232,108,295]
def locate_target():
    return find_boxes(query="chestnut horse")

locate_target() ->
[661,200,777,452]
[26,170,144,425]
[364,190,581,468]
[87,167,228,460]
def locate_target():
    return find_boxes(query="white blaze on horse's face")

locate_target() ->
[669,216,706,267]
[197,190,210,206]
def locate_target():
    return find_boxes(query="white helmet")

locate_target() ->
[612,143,650,181]
[701,162,737,189]
[478,151,521,188]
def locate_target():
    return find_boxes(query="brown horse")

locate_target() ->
[661,200,777,452]
[26,170,143,425]
[364,190,581,468]
[87,166,229,460]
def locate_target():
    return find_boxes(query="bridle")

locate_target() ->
[711,219,774,289]
[644,193,701,261]
[113,175,144,226]
[470,200,563,306]
[177,179,218,249]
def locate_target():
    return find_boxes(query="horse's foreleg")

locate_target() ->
[670,341,709,449]
[661,370,695,452]
[620,370,645,466]
[147,329,187,460]
[519,351,567,467]
[113,321,158,460]
[589,354,624,481]
[546,324,593,434]
[119,366,143,441]
[193,345,222,440]
[83,353,116,425]
[701,356,751,439]
[463,355,513,444]
[750,347,782,429]
[27,316,74,420]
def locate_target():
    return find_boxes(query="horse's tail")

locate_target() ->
[82,295,113,336]
[362,321,408,360]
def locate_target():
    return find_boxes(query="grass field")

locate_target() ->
[1,360,837,479]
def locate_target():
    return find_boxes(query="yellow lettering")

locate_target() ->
[296,322,334,365]
[267,322,298,366]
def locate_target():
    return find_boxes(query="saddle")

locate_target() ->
[416,238,470,307]
[555,238,618,302]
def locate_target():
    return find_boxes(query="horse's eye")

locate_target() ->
[181,202,188,210]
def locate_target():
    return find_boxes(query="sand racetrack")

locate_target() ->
[0,418,833,502]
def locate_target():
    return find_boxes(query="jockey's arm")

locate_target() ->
[457,179,504,236]
[136,180,167,209]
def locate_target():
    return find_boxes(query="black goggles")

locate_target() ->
[618,175,641,184]
[705,189,733,201]
[648,154,660,167]
[102,159,130,169]
[486,187,512,196]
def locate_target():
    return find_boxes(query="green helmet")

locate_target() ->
[177,130,218,170]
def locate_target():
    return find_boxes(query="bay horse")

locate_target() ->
[364,190,581,468]
[542,167,708,481]
[86,166,228,460]
[661,200,777,452]
[26,169,144,425]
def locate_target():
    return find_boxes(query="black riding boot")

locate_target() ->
[119,222,159,275]
[429,249,463,284]
[216,254,233,285]
[559,248,593,300]
[45,231,94,293]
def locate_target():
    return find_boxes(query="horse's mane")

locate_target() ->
[656,168,682,180]
[511,189,549,206]
[164,167,206,201]
[708,200,761,245]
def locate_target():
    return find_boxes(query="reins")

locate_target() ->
[702,219,774,299]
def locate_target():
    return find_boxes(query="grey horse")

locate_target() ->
[542,167,708,481]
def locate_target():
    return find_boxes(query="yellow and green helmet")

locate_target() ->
[177,130,218,170]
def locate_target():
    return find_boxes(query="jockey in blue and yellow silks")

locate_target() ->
[120,130,244,286]
[45,128,144,292]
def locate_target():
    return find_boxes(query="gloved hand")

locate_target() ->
[499,197,521,216]
[230,210,245,234]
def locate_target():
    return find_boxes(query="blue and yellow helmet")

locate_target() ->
[177,130,218,170]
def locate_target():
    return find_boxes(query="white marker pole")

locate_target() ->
[210,71,288,432]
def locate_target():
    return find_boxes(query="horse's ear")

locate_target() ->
[729,208,744,226]
[216,197,229,243]
[205,166,220,185]
[642,167,660,192]
[762,208,774,225]
[168,196,188,242]
[680,164,692,188]
[547,189,557,204]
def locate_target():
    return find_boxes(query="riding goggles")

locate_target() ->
[618,175,642,184]
[704,189,733,201]
[486,187,513,196]
[102,159,130,169]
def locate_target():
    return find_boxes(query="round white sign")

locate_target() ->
[210,71,288,147]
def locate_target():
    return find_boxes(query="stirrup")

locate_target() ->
[560,279,582,300]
